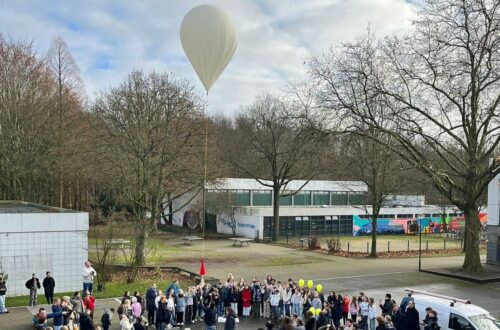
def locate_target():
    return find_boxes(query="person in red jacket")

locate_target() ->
[241,285,252,318]
[83,290,96,318]
[342,294,350,325]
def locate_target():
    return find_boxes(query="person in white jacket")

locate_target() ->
[119,313,133,330]
[368,298,377,330]
[82,261,97,295]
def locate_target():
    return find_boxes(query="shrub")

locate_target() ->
[308,236,321,250]
[326,237,342,254]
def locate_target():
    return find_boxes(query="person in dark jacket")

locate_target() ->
[134,315,147,330]
[79,309,96,330]
[404,301,420,330]
[0,278,8,314]
[379,294,394,317]
[203,301,217,330]
[224,307,237,330]
[100,308,114,330]
[390,305,404,330]
[25,273,41,306]
[146,283,158,325]
[422,309,439,330]
[305,311,317,330]
[156,295,171,330]
[42,271,55,305]
[52,298,64,330]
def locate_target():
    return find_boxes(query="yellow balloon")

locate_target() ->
[298,279,305,287]
[309,307,316,314]
[307,280,313,289]
[316,284,323,293]
[315,308,321,316]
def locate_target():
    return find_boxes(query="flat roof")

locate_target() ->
[207,178,368,192]
[0,201,78,213]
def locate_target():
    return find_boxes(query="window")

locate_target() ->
[349,192,366,205]
[470,314,500,330]
[313,191,330,205]
[252,190,272,206]
[331,192,348,205]
[229,190,250,206]
[293,192,311,206]
[279,195,293,206]
[449,314,475,330]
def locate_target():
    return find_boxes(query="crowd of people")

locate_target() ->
[0,262,442,330]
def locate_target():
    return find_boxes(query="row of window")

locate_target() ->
[263,215,354,238]
[207,190,366,207]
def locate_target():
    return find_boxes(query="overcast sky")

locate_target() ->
[0,0,416,115]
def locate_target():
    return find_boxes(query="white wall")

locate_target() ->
[487,174,500,226]
[217,214,262,239]
[0,212,88,296]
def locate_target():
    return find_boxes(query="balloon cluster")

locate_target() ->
[297,278,323,293]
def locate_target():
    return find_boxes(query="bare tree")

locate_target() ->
[45,36,84,208]
[344,132,403,257]
[310,0,500,271]
[91,70,202,269]
[232,94,326,241]
[205,190,239,235]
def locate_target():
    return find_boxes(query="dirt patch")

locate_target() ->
[111,268,191,283]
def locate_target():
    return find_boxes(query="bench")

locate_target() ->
[229,237,253,247]
[181,236,204,245]
[108,239,130,249]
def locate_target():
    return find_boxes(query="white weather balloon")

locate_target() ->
[180,4,237,93]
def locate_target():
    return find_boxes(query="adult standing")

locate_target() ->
[404,301,420,330]
[82,261,97,295]
[43,271,56,304]
[202,301,217,330]
[146,283,158,326]
[0,277,8,314]
[25,273,41,306]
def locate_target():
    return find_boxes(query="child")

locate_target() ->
[185,287,194,324]
[100,308,114,330]
[52,298,64,330]
[176,289,186,326]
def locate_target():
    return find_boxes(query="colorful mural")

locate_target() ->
[352,213,487,236]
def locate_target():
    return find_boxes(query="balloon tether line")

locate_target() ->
[201,95,208,273]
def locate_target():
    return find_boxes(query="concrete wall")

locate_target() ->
[0,212,88,296]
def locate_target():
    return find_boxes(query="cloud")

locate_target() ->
[0,0,416,116]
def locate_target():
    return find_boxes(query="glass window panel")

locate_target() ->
[279,195,293,206]
[313,192,330,205]
[349,193,366,205]
[293,192,311,206]
[252,191,272,206]
[331,192,348,205]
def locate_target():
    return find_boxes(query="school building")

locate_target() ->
[171,178,480,240]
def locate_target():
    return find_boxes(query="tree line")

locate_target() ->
[0,0,498,272]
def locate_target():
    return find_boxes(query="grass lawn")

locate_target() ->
[6,274,195,308]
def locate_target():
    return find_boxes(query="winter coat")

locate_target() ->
[230,288,240,303]
[79,312,96,330]
[252,284,262,302]
[43,277,55,296]
[392,310,405,330]
[270,292,281,307]
[224,314,237,330]
[156,301,170,323]
[0,282,6,296]
[282,289,293,304]
[52,305,64,326]
[83,295,95,311]
[380,299,394,316]
[305,317,317,330]
[241,288,252,308]
[176,296,186,313]
[25,277,41,290]
[146,288,158,311]
[342,297,350,313]
[203,306,217,326]
[424,315,439,330]
[71,296,84,313]
[404,307,420,330]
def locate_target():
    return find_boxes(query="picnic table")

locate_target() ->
[108,239,130,249]
[181,236,204,245]
[229,237,253,247]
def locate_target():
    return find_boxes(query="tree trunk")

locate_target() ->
[134,224,148,266]
[370,217,377,257]
[272,186,280,242]
[462,206,483,272]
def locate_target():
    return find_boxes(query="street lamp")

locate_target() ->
[418,214,424,271]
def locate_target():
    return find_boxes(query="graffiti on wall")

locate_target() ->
[353,213,487,236]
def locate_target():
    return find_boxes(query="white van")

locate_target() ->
[406,289,500,330]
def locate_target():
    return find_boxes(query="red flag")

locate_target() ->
[199,258,206,276]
